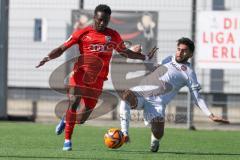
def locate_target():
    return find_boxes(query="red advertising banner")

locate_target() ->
[196,11,240,69]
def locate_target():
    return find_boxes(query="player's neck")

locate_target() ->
[92,25,107,32]
[175,59,189,64]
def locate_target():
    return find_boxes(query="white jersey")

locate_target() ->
[120,55,212,134]
[132,55,211,116]
[159,56,200,104]
[132,56,199,105]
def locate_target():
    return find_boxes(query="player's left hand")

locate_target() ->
[209,114,230,124]
[36,57,50,68]
[130,44,142,53]
[145,46,158,60]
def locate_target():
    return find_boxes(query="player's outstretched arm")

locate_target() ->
[36,44,68,68]
[209,114,230,124]
[191,89,230,124]
[119,45,158,60]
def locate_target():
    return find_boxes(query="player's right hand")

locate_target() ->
[130,44,142,53]
[209,114,230,124]
[36,57,50,68]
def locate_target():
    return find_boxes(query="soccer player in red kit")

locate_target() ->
[36,4,158,151]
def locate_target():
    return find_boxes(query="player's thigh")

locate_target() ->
[68,71,104,99]
[119,95,144,116]
[67,87,81,109]
[80,97,99,109]
[68,87,100,110]
[121,90,144,110]
[143,100,166,126]
[76,104,94,124]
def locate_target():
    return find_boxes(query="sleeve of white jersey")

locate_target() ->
[160,55,172,65]
[186,68,201,91]
[187,69,212,116]
[191,90,212,116]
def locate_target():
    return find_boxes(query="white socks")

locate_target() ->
[65,139,71,143]
[119,100,131,134]
[151,133,159,143]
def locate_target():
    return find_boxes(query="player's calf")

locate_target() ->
[150,117,165,152]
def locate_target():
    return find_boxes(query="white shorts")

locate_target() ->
[136,96,166,126]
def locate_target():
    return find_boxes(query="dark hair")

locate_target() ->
[94,4,112,16]
[177,37,195,53]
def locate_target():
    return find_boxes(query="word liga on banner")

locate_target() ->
[196,11,240,69]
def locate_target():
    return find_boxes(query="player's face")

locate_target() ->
[175,44,193,63]
[94,11,110,32]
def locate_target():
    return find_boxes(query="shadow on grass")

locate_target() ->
[113,149,240,156]
[160,151,240,156]
[0,155,127,160]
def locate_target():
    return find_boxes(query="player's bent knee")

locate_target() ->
[151,117,165,124]
[122,90,138,109]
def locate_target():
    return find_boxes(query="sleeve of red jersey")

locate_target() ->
[113,31,126,52]
[63,29,83,48]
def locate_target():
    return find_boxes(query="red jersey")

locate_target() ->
[64,26,126,81]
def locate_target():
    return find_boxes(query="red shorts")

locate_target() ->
[67,71,105,109]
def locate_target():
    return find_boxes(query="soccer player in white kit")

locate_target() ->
[120,37,229,152]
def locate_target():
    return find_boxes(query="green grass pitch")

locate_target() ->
[0,122,240,160]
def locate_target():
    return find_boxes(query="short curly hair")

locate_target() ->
[177,37,195,53]
[94,4,112,16]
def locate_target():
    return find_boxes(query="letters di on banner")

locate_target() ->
[196,11,240,69]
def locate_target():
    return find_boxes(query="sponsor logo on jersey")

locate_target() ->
[181,65,187,71]
[105,36,112,42]
[89,44,106,52]
[89,44,115,52]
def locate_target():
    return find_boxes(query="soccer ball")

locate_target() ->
[104,128,125,149]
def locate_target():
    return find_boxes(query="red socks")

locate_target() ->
[65,109,76,140]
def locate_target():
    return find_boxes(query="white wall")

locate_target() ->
[8,0,79,87]
[8,0,240,93]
